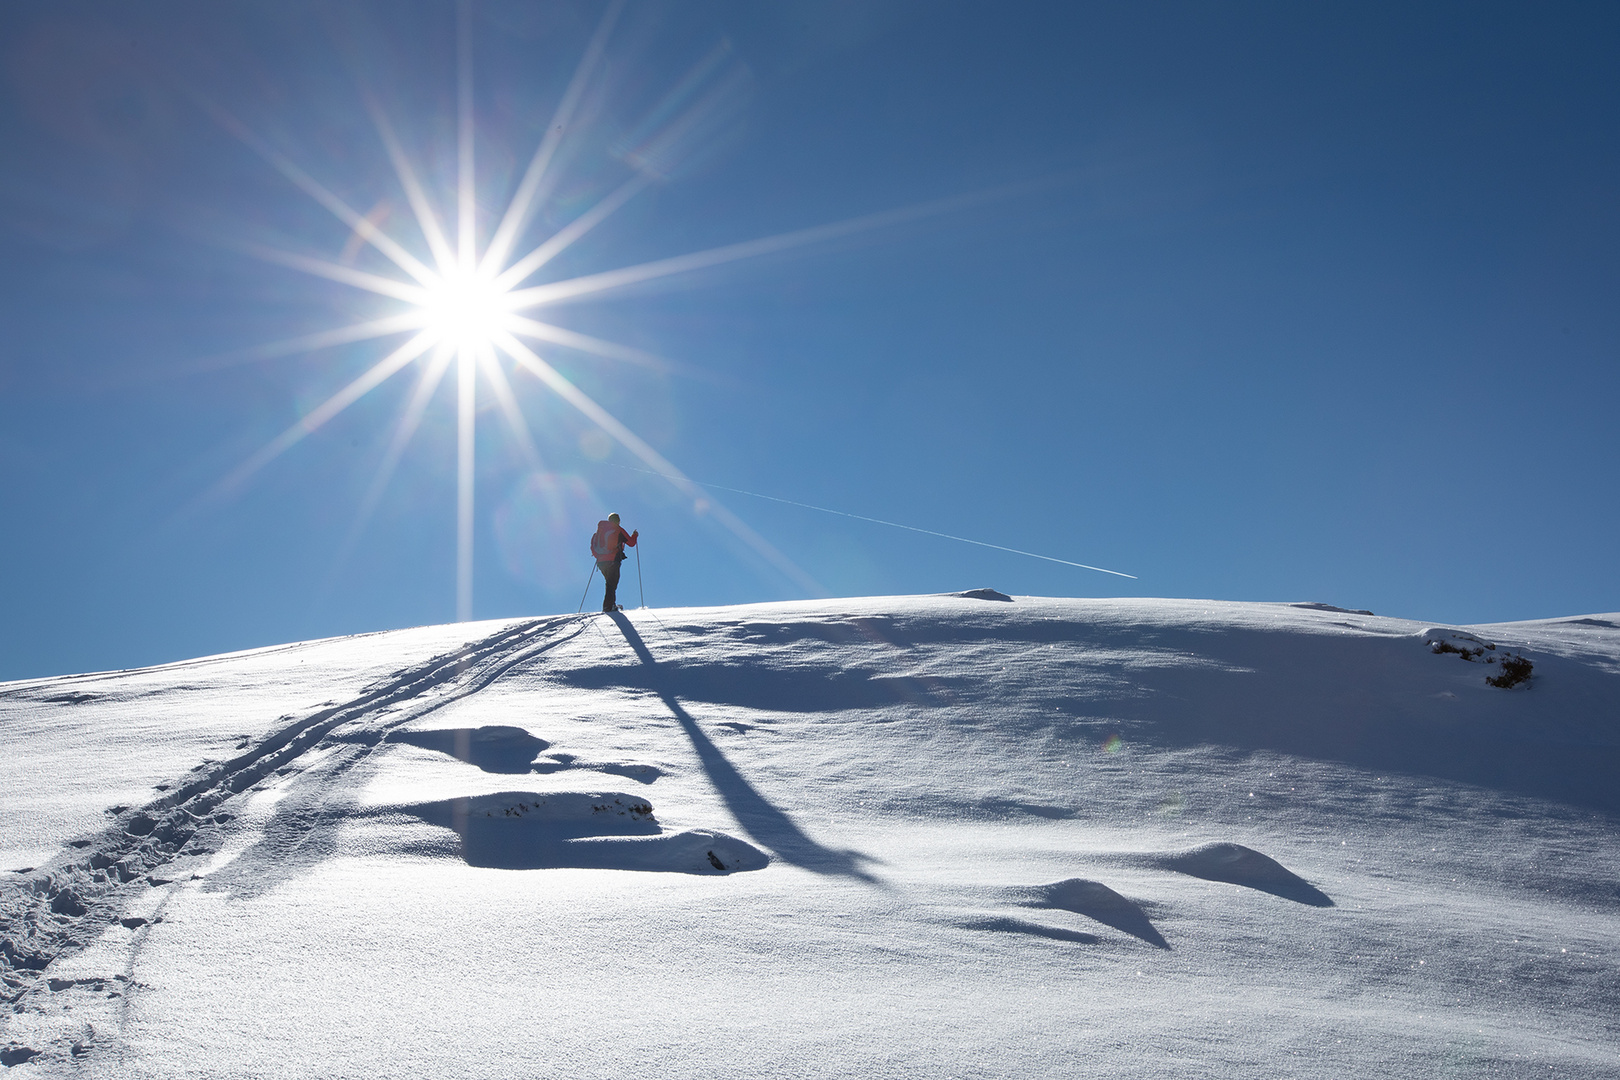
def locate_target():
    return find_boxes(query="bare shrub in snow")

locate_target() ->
[1424,629,1533,689]
[1486,655,1535,689]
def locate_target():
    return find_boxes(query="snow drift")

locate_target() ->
[2,595,1617,1077]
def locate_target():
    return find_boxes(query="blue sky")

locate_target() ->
[2,0,1617,679]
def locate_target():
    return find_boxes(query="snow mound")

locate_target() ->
[397,792,767,874]
[1421,626,1498,654]
[1150,842,1334,907]
[1018,878,1168,948]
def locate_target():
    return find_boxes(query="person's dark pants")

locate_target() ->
[598,558,621,611]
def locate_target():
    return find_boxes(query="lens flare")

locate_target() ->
[208,1,1016,617]
[208,0,827,616]
[493,472,601,588]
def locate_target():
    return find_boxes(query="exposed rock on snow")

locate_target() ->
[949,588,1014,602]
[1292,601,1376,615]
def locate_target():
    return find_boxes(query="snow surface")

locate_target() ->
[2,595,1617,1077]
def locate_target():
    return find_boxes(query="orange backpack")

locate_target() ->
[589,520,620,561]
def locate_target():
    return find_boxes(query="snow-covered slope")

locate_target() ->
[2,596,1617,1077]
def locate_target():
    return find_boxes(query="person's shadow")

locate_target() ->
[606,612,878,882]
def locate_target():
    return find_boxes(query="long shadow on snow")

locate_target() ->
[605,612,877,881]
[396,791,767,874]
[563,609,971,712]
[1150,843,1333,907]
[1117,627,1620,816]
[763,605,1620,817]
[1017,878,1172,947]
[384,725,662,784]
[387,726,549,773]
[608,605,1619,816]
[960,917,1099,945]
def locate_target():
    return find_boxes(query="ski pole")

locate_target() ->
[576,563,596,614]
[636,542,645,609]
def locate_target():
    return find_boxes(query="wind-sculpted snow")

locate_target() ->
[394,792,766,873]
[1148,842,1335,907]
[1017,878,1169,948]
[2,595,1618,1076]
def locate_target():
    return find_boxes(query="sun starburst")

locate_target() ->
[416,268,510,354]
[206,1,989,619]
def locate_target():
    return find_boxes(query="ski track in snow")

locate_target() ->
[0,609,769,1067]
[1,596,1618,1076]
[0,616,577,1000]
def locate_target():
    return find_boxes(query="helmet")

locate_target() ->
[608,513,620,523]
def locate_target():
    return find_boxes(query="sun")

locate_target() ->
[202,8,1124,618]
[418,267,511,355]
[209,1,833,621]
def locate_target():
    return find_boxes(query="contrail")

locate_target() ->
[598,462,1138,580]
